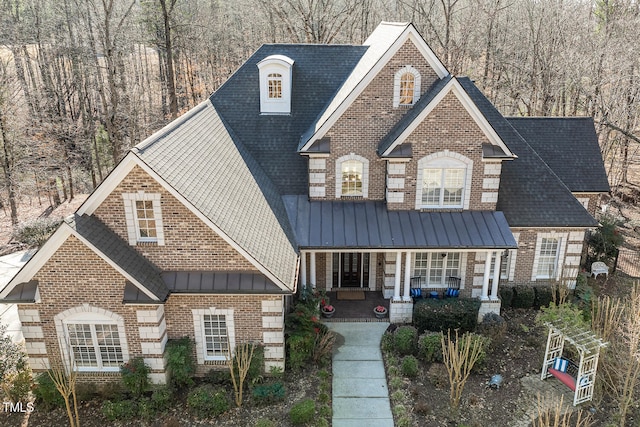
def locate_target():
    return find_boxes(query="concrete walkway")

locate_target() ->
[327,322,394,427]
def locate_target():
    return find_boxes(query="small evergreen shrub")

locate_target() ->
[246,345,265,384]
[120,357,150,398]
[289,399,316,425]
[381,331,395,353]
[413,298,480,333]
[33,371,64,410]
[137,397,154,421]
[477,313,507,349]
[286,333,314,370]
[6,369,32,402]
[394,326,418,356]
[401,355,419,378]
[499,286,514,309]
[101,399,136,421]
[533,285,554,309]
[251,382,286,405]
[151,386,172,412]
[418,332,443,363]
[166,337,195,389]
[186,384,230,418]
[461,332,491,371]
[512,285,535,309]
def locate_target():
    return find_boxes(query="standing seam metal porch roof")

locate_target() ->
[283,196,517,249]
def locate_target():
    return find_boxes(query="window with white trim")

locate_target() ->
[192,308,236,364]
[336,154,369,198]
[416,153,472,210]
[413,252,460,287]
[393,66,421,107]
[536,238,560,279]
[123,193,165,245]
[258,55,294,114]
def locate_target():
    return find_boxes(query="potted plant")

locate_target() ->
[321,304,335,318]
[373,305,387,319]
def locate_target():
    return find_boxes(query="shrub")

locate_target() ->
[413,298,480,333]
[252,382,286,405]
[499,286,514,309]
[0,323,29,401]
[418,332,443,363]
[287,333,315,370]
[462,333,491,371]
[5,369,31,402]
[394,325,418,356]
[476,313,507,349]
[101,399,136,421]
[587,213,624,265]
[187,384,230,418]
[401,355,419,378]
[289,399,316,425]
[12,218,62,247]
[205,368,231,386]
[534,285,554,309]
[381,331,395,353]
[120,357,150,398]
[166,337,195,389]
[246,345,265,384]
[137,397,154,421]
[512,285,535,309]
[151,386,172,412]
[313,328,335,366]
[33,371,64,410]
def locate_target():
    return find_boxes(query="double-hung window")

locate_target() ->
[399,73,415,105]
[202,314,229,361]
[413,252,460,287]
[422,168,465,207]
[66,322,123,371]
[123,193,165,245]
[341,160,363,196]
[536,238,560,279]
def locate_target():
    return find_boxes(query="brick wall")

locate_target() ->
[93,165,257,272]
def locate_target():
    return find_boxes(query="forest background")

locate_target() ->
[0,0,638,228]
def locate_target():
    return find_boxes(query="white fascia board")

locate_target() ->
[300,25,449,153]
[382,78,515,158]
[0,225,72,299]
[132,159,294,293]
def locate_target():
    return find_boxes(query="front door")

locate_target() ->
[333,253,370,288]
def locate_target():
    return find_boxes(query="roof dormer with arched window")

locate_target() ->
[393,66,421,108]
[258,55,294,115]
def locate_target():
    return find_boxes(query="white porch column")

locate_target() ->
[300,252,307,289]
[491,251,501,300]
[403,251,412,301]
[309,252,316,288]
[393,252,402,301]
[481,250,492,301]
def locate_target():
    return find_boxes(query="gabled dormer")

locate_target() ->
[258,55,294,115]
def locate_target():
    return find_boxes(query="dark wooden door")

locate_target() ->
[341,253,361,287]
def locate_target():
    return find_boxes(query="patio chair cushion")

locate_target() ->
[553,357,568,373]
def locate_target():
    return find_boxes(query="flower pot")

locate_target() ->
[321,309,335,318]
[373,308,387,319]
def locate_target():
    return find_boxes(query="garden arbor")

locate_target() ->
[541,321,607,406]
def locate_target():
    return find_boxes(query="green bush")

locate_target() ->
[477,313,507,349]
[587,213,624,265]
[187,384,230,418]
[533,285,554,309]
[246,345,265,384]
[418,332,443,363]
[137,397,154,421]
[461,332,491,371]
[120,357,150,398]
[6,369,32,402]
[285,301,327,370]
[33,371,64,410]
[512,285,535,309]
[413,298,480,334]
[166,337,195,389]
[289,399,316,425]
[381,331,395,353]
[394,326,418,356]
[499,286,514,309]
[401,355,419,378]
[252,381,286,405]
[150,386,172,412]
[12,218,62,247]
[101,399,136,421]
[287,333,314,370]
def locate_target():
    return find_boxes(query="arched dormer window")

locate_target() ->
[394,66,421,108]
[416,151,473,209]
[336,154,369,198]
[258,55,294,114]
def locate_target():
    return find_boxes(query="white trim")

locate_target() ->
[192,308,236,364]
[336,154,369,198]
[122,192,165,245]
[415,151,473,210]
[393,66,421,108]
[532,232,568,281]
[381,78,515,158]
[258,55,294,115]
[300,24,449,152]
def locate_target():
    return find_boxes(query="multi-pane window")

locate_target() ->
[490,252,510,279]
[399,73,415,105]
[422,168,465,207]
[413,252,460,287]
[536,238,559,279]
[341,160,363,196]
[135,200,157,240]
[202,314,229,360]
[67,323,123,371]
[268,73,282,99]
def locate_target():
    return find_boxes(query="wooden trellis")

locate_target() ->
[540,321,608,406]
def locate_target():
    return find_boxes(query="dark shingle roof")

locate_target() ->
[507,117,610,193]
[68,214,169,300]
[211,44,367,195]
[283,195,516,249]
[456,78,598,228]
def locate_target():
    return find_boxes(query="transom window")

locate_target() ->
[268,73,282,99]
[67,323,123,371]
[135,200,157,240]
[422,168,465,207]
[202,314,230,361]
[413,252,460,287]
[399,73,415,105]
[341,160,363,196]
[536,238,560,279]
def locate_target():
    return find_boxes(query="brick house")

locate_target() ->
[0,22,608,383]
